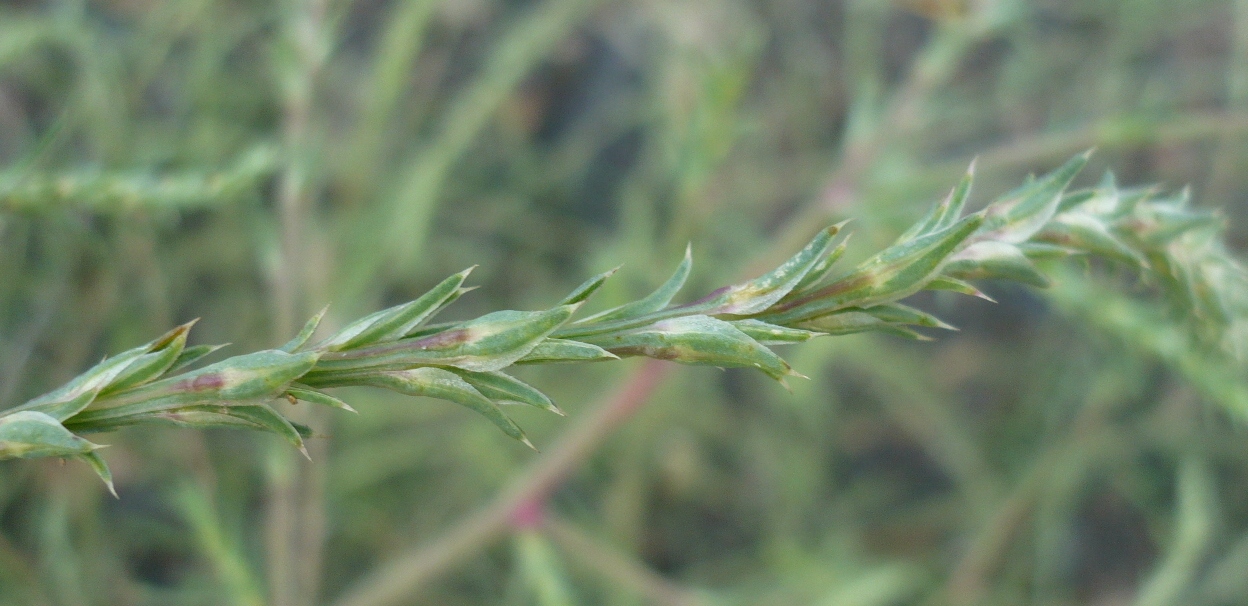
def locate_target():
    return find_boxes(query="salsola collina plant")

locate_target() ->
[1,151,1244,495]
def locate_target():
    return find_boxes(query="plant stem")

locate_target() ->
[268,0,328,604]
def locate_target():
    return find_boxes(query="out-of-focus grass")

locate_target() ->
[3,1,1248,605]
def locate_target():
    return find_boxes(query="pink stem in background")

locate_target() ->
[332,359,672,606]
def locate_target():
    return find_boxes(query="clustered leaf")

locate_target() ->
[4,152,1246,494]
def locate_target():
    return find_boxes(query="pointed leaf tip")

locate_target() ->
[281,305,330,352]
[82,451,117,498]
[559,265,621,306]
[286,387,357,413]
[316,269,472,351]
[574,246,693,325]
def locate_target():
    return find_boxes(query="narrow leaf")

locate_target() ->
[980,151,1090,243]
[452,370,562,415]
[226,404,309,459]
[559,267,619,305]
[896,161,974,242]
[793,311,932,340]
[925,276,995,302]
[862,303,956,330]
[582,315,796,382]
[313,305,576,374]
[281,306,329,352]
[285,387,357,413]
[1039,213,1146,266]
[316,268,473,351]
[945,241,1051,287]
[79,451,117,498]
[167,343,230,373]
[729,319,822,344]
[87,349,322,421]
[0,411,102,460]
[791,234,850,294]
[576,245,692,324]
[102,322,193,394]
[514,339,618,364]
[706,223,843,315]
[764,214,983,324]
[14,324,193,420]
[353,368,532,447]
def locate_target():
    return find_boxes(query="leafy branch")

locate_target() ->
[2,152,1243,495]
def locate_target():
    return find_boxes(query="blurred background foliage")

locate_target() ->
[3,0,1248,605]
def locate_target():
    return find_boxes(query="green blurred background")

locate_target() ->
[3,0,1248,604]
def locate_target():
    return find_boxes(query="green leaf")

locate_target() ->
[575,245,693,325]
[285,387,357,413]
[705,223,843,315]
[0,411,103,460]
[582,315,796,382]
[924,276,995,302]
[862,303,956,330]
[167,343,230,373]
[559,267,619,305]
[80,403,311,459]
[102,321,194,394]
[896,162,974,242]
[763,214,983,324]
[792,311,932,340]
[352,368,533,447]
[729,319,822,344]
[316,268,473,351]
[225,404,310,459]
[198,350,323,401]
[514,339,619,364]
[281,306,329,352]
[451,370,562,415]
[791,234,850,294]
[66,350,322,429]
[945,241,1051,288]
[14,324,193,420]
[80,451,117,497]
[1038,213,1146,266]
[1129,201,1222,246]
[979,151,1089,243]
[1016,242,1079,260]
[312,305,576,374]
